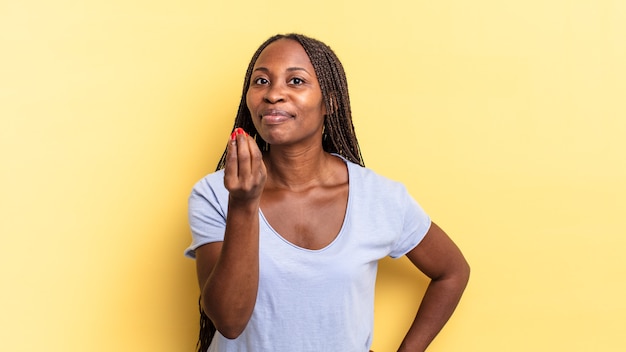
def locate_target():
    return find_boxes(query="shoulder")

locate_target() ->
[343,161,421,217]
[189,169,228,205]
[346,161,406,193]
[192,169,225,191]
[332,153,401,188]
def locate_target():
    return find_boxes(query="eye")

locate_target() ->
[253,77,269,85]
[289,77,304,85]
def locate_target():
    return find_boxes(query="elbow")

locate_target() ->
[201,300,249,340]
[440,258,471,289]
[458,258,471,289]
[216,322,247,340]
[458,257,470,282]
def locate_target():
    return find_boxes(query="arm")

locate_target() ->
[397,222,470,352]
[195,130,267,339]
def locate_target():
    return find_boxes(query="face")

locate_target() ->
[246,39,326,147]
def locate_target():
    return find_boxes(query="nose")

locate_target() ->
[263,83,285,104]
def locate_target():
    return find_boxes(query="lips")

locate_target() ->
[260,109,293,124]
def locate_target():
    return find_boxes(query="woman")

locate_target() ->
[185,33,470,352]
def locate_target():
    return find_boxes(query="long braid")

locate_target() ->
[196,298,212,352]
[297,35,363,165]
[197,33,363,351]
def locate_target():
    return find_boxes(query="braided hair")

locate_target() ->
[215,33,364,169]
[197,33,364,352]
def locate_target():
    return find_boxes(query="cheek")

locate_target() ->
[320,98,327,116]
[245,93,262,129]
[312,93,326,115]
[245,91,253,111]
[297,91,324,111]
[243,92,258,129]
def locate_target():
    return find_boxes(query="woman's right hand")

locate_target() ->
[224,127,267,203]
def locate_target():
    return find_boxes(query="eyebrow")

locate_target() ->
[253,67,310,74]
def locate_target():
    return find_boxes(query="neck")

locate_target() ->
[264,145,335,191]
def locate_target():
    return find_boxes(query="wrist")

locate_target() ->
[228,196,260,213]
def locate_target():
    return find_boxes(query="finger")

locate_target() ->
[247,135,266,181]
[224,133,238,188]
[235,130,252,178]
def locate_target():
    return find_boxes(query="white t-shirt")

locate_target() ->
[185,156,431,352]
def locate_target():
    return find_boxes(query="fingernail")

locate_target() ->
[235,127,244,135]
[230,131,236,140]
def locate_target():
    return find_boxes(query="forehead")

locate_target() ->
[253,39,314,70]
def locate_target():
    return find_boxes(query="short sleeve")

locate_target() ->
[388,186,431,258]
[184,171,229,259]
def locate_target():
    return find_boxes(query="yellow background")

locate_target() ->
[2,1,625,351]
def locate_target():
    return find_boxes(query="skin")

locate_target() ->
[194,38,470,351]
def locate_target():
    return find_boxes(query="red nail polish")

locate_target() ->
[235,127,244,135]
[230,131,236,140]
